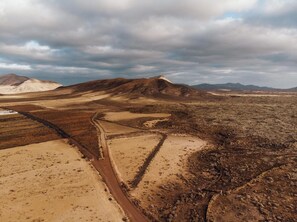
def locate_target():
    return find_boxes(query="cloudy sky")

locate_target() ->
[0,0,297,88]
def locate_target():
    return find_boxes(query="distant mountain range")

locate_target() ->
[1,74,295,96]
[0,74,62,94]
[192,83,297,92]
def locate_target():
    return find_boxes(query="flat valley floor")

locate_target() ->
[0,89,296,222]
[0,139,125,222]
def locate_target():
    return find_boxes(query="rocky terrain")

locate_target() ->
[0,76,296,222]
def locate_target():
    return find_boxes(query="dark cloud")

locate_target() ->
[246,0,297,28]
[0,0,296,88]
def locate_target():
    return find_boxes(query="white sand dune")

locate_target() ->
[0,78,61,94]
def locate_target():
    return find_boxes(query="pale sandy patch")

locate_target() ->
[100,120,139,136]
[108,96,159,104]
[0,79,61,95]
[33,92,110,109]
[0,94,25,98]
[128,97,160,104]
[0,108,18,115]
[0,92,110,109]
[131,134,206,206]
[103,111,170,121]
[0,139,125,222]
[108,134,162,185]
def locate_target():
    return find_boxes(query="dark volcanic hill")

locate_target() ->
[192,83,279,91]
[63,76,206,98]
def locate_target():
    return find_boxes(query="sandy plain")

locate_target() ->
[108,133,162,185]
[1,83,295,222]
[0,139,125,222]
[103,111,170,121]
[99,120,140,136]
[34,92,110,109]
[0,91,110,109]
[131,135,206,207]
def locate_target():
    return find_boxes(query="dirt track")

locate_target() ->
[91,114,149,221]
[14,110,148,222]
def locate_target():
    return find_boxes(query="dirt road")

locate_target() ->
[91,114,149,222]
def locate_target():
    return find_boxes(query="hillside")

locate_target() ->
[0,74,29,86]
[63,75,206,98]
[0,74,62,94]
[288,87,297,92]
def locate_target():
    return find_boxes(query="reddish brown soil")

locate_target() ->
[0,114,59,150]
[1,81,296,222]
[122,96,296,222]
[8,106,101,159]
[6,106,148,222]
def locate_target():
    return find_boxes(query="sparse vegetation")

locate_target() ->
[123,95,296,221]
[0,78,296,222]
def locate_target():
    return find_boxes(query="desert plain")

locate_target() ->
[0,77,296,222]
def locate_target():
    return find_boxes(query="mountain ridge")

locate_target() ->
[192,82,296,92]
[61,75,206,98]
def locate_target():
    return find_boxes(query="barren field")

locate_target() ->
[0,113,59,150]
[103,111,170,121]
[0,139,125,222]
[100,120,140,136]
[33,92,110,109]
[7,107,101,159]
[108,133,162,186]
[0,88,296,222]
[0,91,110,109]
[131,135,206,218]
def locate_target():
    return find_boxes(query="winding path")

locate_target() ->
[91,113,168,189]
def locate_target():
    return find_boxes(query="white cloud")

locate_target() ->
[36,65,91,73]
[0,0,296,88]
[25,41,51,51]
[0,41,57,62]
[129,65,156,73]
[0,62,31,70]
[261,0,296,14]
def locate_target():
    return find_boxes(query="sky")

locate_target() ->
[0,0,297,88]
